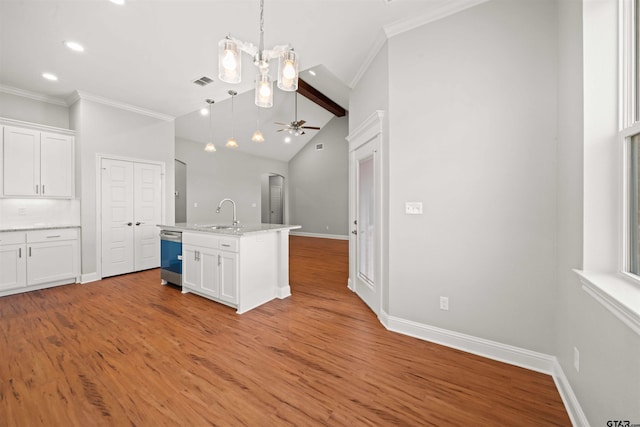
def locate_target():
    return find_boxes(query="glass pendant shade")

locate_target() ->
[251,130,264,142]
[277,50,298,91]
[204,99,216,152]
[226,137,238,148]
[255,74,273,108]
[218,39,241,84]
[205,142,216,152]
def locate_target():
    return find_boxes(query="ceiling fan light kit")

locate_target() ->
[218,0,299,108]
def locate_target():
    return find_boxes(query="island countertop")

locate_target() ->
[158,222,301,236]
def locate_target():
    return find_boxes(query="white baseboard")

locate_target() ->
[290,231,349,240]
[385,313,555,374]
[347,277,355,291]
[552,359,591,427]
[81,272,100,284]
[382,311,588,426]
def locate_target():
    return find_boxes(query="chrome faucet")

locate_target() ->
[216,198,239,225]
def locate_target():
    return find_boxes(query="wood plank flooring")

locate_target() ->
[0,235,571,426]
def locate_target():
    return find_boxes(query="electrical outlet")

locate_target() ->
[440,296,449,311]
[193,202,198,208]
[573,347,579,372]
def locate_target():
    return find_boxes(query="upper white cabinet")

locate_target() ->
[1,123,74,198]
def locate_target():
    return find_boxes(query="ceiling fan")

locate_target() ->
[275,93,321,136]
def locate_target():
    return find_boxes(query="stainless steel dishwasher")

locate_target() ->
[160,230,182,286]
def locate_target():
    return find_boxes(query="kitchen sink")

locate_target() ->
[195,224,241,230]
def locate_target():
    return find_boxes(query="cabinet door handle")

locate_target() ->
[28,247,31,257]
[46,235,61,239]
[18,248,21,258]
[42,185,45,195]
[218,254,221,266]
[35,184,39,194]
[221,244,230,248]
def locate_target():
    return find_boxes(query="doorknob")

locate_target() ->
[351,230,357,235]
[135,222,141,226]
[127,222,133,226]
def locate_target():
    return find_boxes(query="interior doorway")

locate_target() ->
[175,159,187,223]
[348,111,384,317]
[261,173,285,224]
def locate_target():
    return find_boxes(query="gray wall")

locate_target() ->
[386,0,558,354]
[0,91,69,128]
[289,115,349,236]
[349,41,390,312]
[556,0,640,424]
[175,137,288,225]
[70,98,175,279]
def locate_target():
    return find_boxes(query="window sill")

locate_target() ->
[574,270,640,336]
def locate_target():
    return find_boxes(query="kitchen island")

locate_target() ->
[159,223,300,314]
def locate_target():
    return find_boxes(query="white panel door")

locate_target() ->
[3,126,40,196]
[133,162,161,271]
[40,132,73,197]
[269,185,283,224]
[101,158,135,277]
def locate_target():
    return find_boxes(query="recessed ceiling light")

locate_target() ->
[308,70,316,76]
[64,40,85,52]
[284,137,291,143]
[110,0,125,5]
[200,107,209,116]
[42,72,58,81]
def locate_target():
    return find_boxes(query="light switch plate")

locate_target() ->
[405,202,423,215]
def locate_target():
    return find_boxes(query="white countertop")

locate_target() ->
[0,224,81,232]
[159,222,301,236]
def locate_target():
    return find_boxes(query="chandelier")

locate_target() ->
[218,0,299,108]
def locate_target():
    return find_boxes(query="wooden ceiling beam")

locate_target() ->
[296,78,347,117]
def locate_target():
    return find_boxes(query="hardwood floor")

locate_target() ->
[0,236,570,426]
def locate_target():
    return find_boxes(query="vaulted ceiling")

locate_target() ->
[0,0,486,161]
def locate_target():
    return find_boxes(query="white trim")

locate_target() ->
[0,84,68,107]
[0,117,74,135]
[68,91,175,122]
[381,310,588,425]
[347,110,384,150]
[576,270,640,336]
[553,359,591,427]
[80,272,100,284]
[383,0,491,38]
[349,0,489,88]
[349,30,388,89]
[386,314,556,374]
[290,231,349,240]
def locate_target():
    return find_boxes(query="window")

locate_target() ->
[622,0,640,279]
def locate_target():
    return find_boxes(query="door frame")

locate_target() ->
[96,153,166,279]
[347,111,385,317]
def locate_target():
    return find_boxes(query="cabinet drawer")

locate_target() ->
[27,228,78,243]
[183,232,218,248]
[218,238,238,252]
[0,232,26,245]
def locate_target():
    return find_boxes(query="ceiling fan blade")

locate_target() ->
[276,129,287,132]
[301,126,321,130]
[274,122,289,126]
[297,120,306,126]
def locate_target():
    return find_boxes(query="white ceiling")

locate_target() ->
[0,0,485,161]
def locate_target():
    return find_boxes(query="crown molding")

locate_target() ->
[349,0,490,88]
[67,90,175,122]
[383,0,491,38]
[0,84,68,107]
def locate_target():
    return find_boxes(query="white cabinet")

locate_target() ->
[27,229,79,286]
[0,232,27,291]
[1,126,74,198]
[0,228,80,297]
[182,233,238,307]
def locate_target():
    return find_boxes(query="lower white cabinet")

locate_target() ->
[182,233,238,307]
[0,228,80,297]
